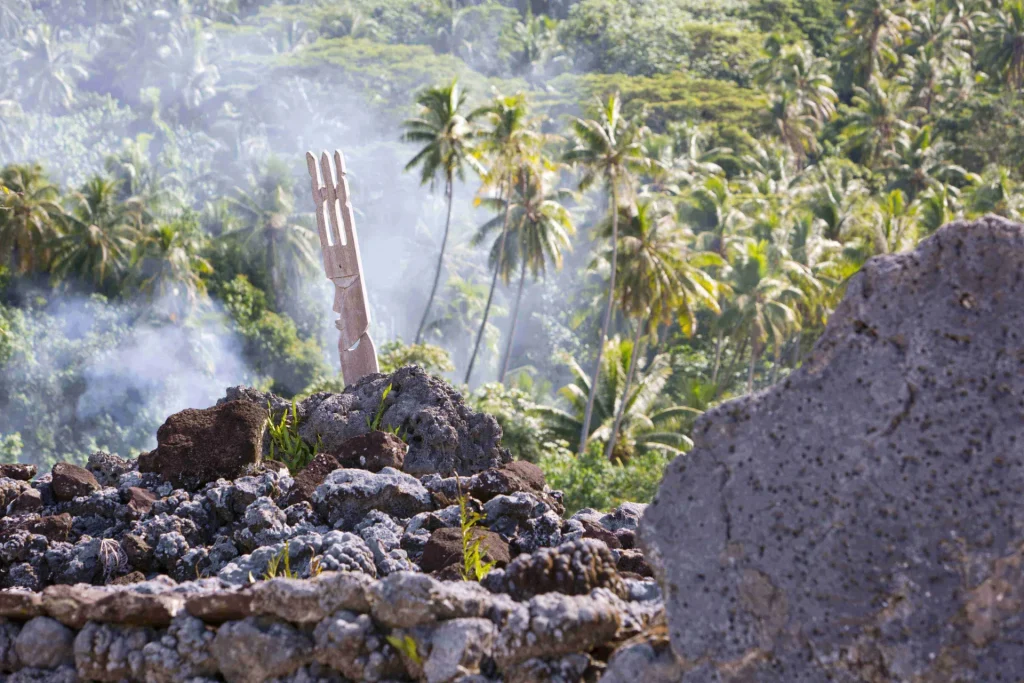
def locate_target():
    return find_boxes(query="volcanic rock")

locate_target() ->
[279,452,340,508]
[294,365,511,476]
[5,489,42,516]
[139,400,268,490]
[124,487,156,517]
[328,430,407,472]
[49,463,100,502]
[85,452,133,487]
[313,467,432,529]
[0,465,35,482]
[497,538,627,601]
[419,526,511,575]
[641,217,1024,680]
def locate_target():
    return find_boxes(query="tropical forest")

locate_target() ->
[2,0,1023,514]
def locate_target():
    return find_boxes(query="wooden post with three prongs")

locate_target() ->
[305,150,379,385]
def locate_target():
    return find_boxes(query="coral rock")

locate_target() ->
[499,538,627,601]
[50,463,101,502]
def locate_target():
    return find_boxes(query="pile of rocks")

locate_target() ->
[0,366,661,682]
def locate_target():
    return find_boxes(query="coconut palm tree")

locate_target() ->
[224,158,319,306]
[0,163,67,275]
[535,339,698,459]
[475,167,576,383]
[128,216,212,320]
[15,24,87,112]
[883,125,973,201]
[978,0,1024,90]
[756,43,837,164]
[964,165,1024,219]
[403,80,483,343]
[680,174,748,257]
[839,79,917,168]
[721,240,804,393]
[464,92,542,385]
[838,0,911,87]
[50,176,140,291]
[594,199,721,458]
[563,93,651,455]
[868,189,917,255]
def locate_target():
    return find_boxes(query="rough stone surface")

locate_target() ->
[280,453,340,508]
[50,463,101,502]
[313,467,432,529]
[74,621,154,681]
[420,526,510,575]
[212,616,313,683]
[498,538,627,601]
[13,616,73,669]
[642,217,1024,680]
[328,430,407,472]
[0,466,35,482]
[312,610,402,681]
[86,452,133,487]
[494,593,621,668]
[295,366,511,476]
[139,400,268,490]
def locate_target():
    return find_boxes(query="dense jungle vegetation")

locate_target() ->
[1,0,1023,511]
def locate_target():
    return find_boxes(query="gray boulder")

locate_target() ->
[211,617,313,683]
[298,366,511,476]
[313,467,432,529]
[641,217,1024,680]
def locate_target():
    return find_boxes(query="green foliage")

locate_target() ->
[366,383,393,432]
[457,484,496,581]
[0,432,23,464]
[219,275,329,397]
[264,542,296,579]
[378,339,455,375]
[470,382,553,463]
[539,441,672,515]
[386,633,423,665]
[266,399,319,474]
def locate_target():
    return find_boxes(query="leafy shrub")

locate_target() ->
[378,339,455,375]
[219,275,329,397]
[470,382,552,464]
[539,441,673,515]
[266,399,319,474]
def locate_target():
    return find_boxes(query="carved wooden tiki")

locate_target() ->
[305,150,379,384]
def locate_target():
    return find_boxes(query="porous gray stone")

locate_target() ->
[0,619,21,672]
[396,617,496,683]
[212,617,313,683]
[313,467,431,530]
[312,610,403,681]
[13,617,73,669]
[142,614,218,682]
[74,621,155,681]
[494,593,621,668]
[296,366,511,476]
[641,217,1024,680]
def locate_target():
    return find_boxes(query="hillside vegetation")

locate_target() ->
[1,0,1023,508]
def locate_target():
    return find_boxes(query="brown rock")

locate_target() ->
[328,431,406,472]
[51,462,101,502]
[0,478,31,511]
[42,584,106,628]
[0,590,44,618]
[281,452,341,507]
[27,513,72,542]
[139,400,268,489]
[185,589,254,623]
[122,533,153,570]
[88,591,183,627]
[420,526,511,574]
[124,487,157,517]
[617,549,653,578]
[6,488,42,515]
[0,464,36,481]
[108,571,146,586]
[615,529,636,549]
[581,520,621,550]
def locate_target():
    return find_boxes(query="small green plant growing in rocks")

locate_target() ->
[386,633,422,665]
[264,542,297,579]
[366,383,393,432]
[266,400,320,474]
[457,480,495,582]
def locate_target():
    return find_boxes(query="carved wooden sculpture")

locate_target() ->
[306,150,379,384]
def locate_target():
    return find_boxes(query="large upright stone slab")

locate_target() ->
[641,217,1024,680]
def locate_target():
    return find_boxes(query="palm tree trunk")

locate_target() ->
[579,182,619,456]
[415,179,454,344]
[747,340,758,394]
[605,317,644,461]
[711,329,724,386]
[464,173,511,385]
[719,335,747,399]
[499,258,528,384]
